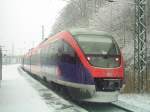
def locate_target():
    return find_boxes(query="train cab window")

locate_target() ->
[75,34,121,68]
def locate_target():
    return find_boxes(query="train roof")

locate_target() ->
[68,28,113,37]
[24,29,115,57]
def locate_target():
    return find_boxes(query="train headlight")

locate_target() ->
[115,57,119,61]
[87,56,91,61]
[115,57,121,65]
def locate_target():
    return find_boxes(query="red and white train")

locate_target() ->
[22,29,124,102]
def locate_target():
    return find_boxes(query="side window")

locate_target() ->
[49,42,59,55]
[63,41,75,57]
[51,43,56,53]
[56,40,64,56]
[60,40,76,64]
[40,48,47,65]
[47,40,62,65]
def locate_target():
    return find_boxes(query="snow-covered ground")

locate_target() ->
[0,64,87,112]
[113,94,150,112]
[0,64,53,112]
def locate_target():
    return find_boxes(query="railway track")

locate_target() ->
[77,102,132,112]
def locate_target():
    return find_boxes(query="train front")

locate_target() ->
[72,32,124,102]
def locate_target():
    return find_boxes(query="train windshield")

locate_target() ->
[75,35,121,68]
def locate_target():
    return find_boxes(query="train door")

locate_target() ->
[47,41,61,81]
[58,40,77,82]
[40,47,47,78]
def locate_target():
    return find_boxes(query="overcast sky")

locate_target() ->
[0,0,67,55]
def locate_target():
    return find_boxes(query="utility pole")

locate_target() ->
[134,0,147,93]
[123,19,126,47]
[108,0,115,32]
[42,25,45,40]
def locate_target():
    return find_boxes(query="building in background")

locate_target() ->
[2,55,22,65]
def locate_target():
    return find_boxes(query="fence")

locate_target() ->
[123,65,150,93]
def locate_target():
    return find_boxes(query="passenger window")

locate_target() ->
[57,41,64,56]
[63,42,75,57]
[59,40,76,64]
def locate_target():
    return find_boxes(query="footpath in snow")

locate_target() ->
[113,92,150,112]
[0,65,87,112]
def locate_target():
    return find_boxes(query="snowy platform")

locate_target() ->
[112,94,150,112]
[0,65,87,112]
